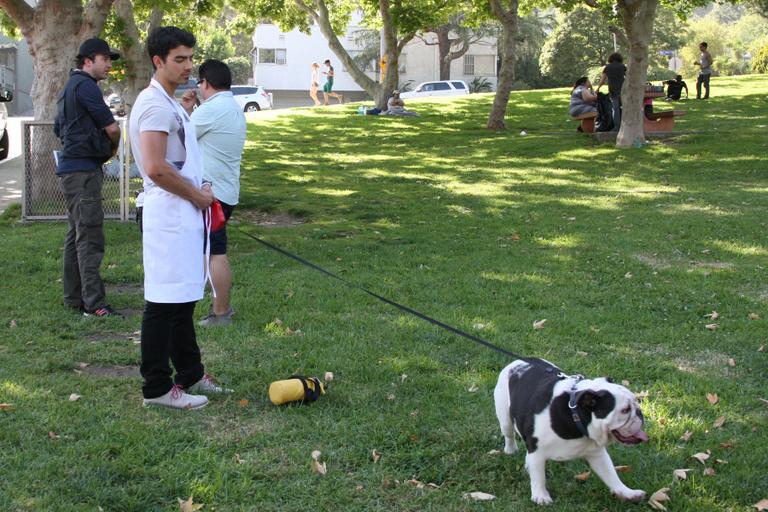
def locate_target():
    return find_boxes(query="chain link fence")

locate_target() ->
[21,119,139,221]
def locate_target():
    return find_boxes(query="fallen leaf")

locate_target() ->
[311,459,327,475]
[237,399,249,407]
[624,272,633,279]
[177,496,203,512]
[0,403,13,411]
[488,449,501,455]
[715,459,728,464]
[48,431,60,439]
[400,374,408,383]
[355,484,364,491]
[590,325,600,332]
[754,499,768,511]
[576,351,589,357]
[759,344,765,352]
[703,467,716,476]
[467,385,479,393]
[387,393,395,401]
[372,449,381,463]
[574,471,591,481]
[410,409,419,417]
[636,390,650,400]
[311,450,322,461]
[409,434,419,442]
[68,393,81,402]
[621,379,630,387]
[615,465,632,473]
[673,469,692,480]
[324,371,334,382]
[648,487,671,511]
[463,491,496,501]
[759,398,768,406]
[9,319,17,328]
[680,430,693,442]
[473,322,486,330]
[234,453,245,464]
[706,393,719,405]
[705,323,719,330]
[658,418,667,425]
[705,311,720,319]
[77,362,90,369]
[692,452,710,464]
[713,415,726,428]
[727,358,736,367]
[533,319,547,330]
[719,441,734,449]
[748,313,760,320]
[406,479,427,489]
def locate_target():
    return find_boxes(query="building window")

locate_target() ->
[463,55,474,76]
[465,54,495,77]
[258,48,287,65]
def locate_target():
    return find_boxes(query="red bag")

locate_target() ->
[208,199,226,232]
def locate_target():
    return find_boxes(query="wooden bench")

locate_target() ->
[644,110,685,132]
[571,111,597,133]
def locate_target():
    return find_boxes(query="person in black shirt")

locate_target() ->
[596,52,626,131]
[663,75,689,101]
[53,38,122,317]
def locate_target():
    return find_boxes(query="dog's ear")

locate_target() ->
[578,390,616,418]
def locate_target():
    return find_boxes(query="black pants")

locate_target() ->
[59,169,106,311]
[696,74,710,99]
[140,301,205,398]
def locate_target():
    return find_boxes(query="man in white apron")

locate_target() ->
[128,26,230,410]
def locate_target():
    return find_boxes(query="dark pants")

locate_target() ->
[696,74,710,99]
[59,169,106,311]
[609,93,622,131]
[140,300,205,399]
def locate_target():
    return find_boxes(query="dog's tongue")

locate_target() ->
[633,430,649,443]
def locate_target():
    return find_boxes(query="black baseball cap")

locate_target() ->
[77,38,120,60]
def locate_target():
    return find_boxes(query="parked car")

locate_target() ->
[231,85,273,112]
[104,93,126,117]
[399,80,469,100]
[0,86,13,161]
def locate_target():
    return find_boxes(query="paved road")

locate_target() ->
[0,117,27,215]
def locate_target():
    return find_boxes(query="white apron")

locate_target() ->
[142,80,205,303]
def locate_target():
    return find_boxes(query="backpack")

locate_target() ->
[594,92,614,132]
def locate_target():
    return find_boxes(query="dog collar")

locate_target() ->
[566,375,591,438]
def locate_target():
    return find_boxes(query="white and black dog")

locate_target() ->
[494,358,648,505]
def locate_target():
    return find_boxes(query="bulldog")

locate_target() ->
[493,358,648,505]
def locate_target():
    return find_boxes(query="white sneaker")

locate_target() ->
[143,384,208,410]
[187,374,233,394]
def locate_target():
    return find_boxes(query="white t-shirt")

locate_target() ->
[129,82,188,187]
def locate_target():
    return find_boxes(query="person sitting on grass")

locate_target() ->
[379,90,418,116]
[569,77,598,117]
[663,75,689,101]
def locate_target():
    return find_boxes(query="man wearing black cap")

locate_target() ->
[54,38,122,317]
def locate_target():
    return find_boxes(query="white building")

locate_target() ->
[252,16,497,106]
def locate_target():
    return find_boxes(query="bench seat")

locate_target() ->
[571,111,598,133]
[644,110,685,132]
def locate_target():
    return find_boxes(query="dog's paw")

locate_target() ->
[531,492,553,505]
[613,489,646,502]
[503,443,518,455]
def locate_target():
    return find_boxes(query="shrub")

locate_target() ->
[469,77,493,93]
[752,45,768,73]
[224,57,252,85]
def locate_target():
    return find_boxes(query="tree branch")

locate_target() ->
[80,0,117,40]
[0,0,34,31]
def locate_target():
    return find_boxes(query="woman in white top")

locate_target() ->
[309,63,321,106]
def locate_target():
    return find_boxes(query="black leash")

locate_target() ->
[235,226,525,360]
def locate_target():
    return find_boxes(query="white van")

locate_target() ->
[399,80,469,100]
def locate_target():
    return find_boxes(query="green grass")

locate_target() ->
[1,75,767,511]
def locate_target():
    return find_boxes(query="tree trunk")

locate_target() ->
[616,0,658,148]
[487,0,518,130]
[115,0,161,113]
[435,26,452,80]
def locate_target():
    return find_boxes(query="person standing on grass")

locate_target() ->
[309,63,322,106]
[129,26,230,410]
[180,59,246,327]
[596,52,626,131]
[53,38,122,318]
[694,42,713,100]
[322,59,344,105]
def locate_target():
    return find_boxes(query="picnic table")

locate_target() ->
[571,90,685,133]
